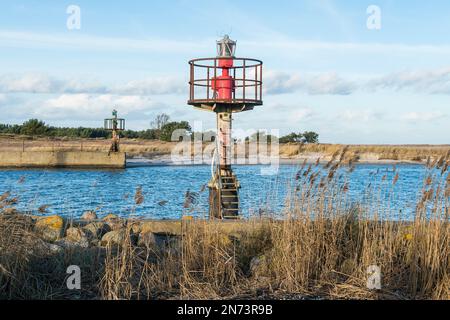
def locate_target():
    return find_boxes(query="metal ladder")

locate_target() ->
[219,170,240,219]
[210,142,240,219]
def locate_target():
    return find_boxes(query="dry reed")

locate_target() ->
[0,146,449,300]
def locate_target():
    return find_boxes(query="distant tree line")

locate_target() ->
[279,131,319,144]
[0,115,319,144]
[0,116,191,142]
[244,131,319,144]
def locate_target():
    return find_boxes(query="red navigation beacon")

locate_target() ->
[188,35,263,219]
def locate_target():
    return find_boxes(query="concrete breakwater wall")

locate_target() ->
[0,151,126,168]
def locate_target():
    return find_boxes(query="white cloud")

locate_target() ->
[307,73,355,95]
[401,111,446,122]
[0,93,21,107]
[265,67,450,96]
[264,71,355,95]
[1,73,56,93]
[368,67,450,94]
[0,73,184,95]
[118,77,185,95]
[0,73,107,94]
[2,67,450,97]
[338,109,383,123]
[292,108,315,121]
[35,94,165,120]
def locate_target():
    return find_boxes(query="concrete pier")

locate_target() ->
[0,151,126,168]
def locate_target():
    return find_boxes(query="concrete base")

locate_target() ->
[0,151,126,168]
[129,219,262,236]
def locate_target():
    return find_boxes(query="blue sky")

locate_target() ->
[0,0,449,144]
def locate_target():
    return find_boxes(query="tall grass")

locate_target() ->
[0,148,449,300]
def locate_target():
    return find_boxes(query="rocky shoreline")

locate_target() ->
[14,210,184,254]
[9,209,253,255]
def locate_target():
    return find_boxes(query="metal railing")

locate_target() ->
[104,118,125,131]
[188,57,263,106]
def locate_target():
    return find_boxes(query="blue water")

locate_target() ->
[0,164,440,220]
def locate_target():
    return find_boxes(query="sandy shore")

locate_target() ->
[2,136,446,167]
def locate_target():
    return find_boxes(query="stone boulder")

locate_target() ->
[35,215,65,242]
[2,208,20,215]
[83,222,111,240]
[102,213,125,230]
[81,210,97,221]
[61,227,90,248]
[137,231,158,248]
[35,240,63,254]
[249,255,270,278]
[103,213,118,221]
[101,229,137,246]
[142,232,181,252]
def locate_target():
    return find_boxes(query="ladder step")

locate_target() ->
[222,216,241,220]
[221,195,237,198]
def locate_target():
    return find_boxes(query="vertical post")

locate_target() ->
[233,67,236,101]
[243,59,246,102]
[207,66,210,101]
[255,65,258,101]
[214,58,217,99]
[189,62,194,101]
[22,140,25,152]
[217,112,232,168]
[260,64,263,101]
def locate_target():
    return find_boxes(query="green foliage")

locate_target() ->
[245,131,277,143]
[191,130,216,142]
[20,119,49,136]
[279,132,303,144]
[0,119,153,140]
[0,118,319,144]
[302,131,319,144]
[159,121,192,142]
[279,131,319,144]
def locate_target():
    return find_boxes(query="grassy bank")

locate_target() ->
[1,134,449,163]
[0,148,448,300]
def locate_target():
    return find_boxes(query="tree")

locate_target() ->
[279,131,319,144]
[150,113,170,130]
[0,117,198,142]
[246,131,277,143]
[191,130,216,142]
[138,129,158,140]
[159,121,192,142]
[20,119,49,136]
[279,132,303,144]
[302,131,319,144]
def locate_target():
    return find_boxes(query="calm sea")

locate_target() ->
[0,163,436,220]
